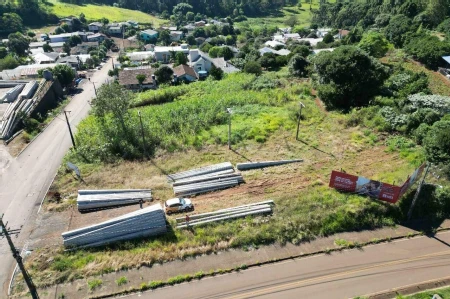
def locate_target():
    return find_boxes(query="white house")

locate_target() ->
[188,49,212,73]
[32,52,60,64]
[87,33,106,42]
[264,40,285,48]
[126,51,154,63]
[154,44,189,63]
[49,33,74,43]
[108,26,122,35]
[170,31,184,42]
[316,28,332,38]
[88,22,103,33]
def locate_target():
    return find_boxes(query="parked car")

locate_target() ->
[164,198,194,215]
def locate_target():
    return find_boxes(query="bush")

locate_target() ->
[423,120,450,162]
[288,54,309,77]
[244,61,262,76]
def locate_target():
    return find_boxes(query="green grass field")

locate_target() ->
[42,0,165,26]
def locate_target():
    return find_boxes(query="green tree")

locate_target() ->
[1,13,24,34]
[0,47,7,59]
[63,42,71,55]
[208,46,221,58]
[51,64,75,86]
[79,13,86,23]
[384,14,413,48]
[322,32,334,44]
[136,74,146,89]
[288,54,309,77]
[54,27,64,34]
[159,30,171,46]
[358,32,390,58]
[284,15,299,27]
[186,11,195,21]
[186,35,196,46]
[43,43,53,52]
[259,52,277,70]
[61,23,70,33]
[0,55,19,71]
[155,66,174,84]
[404,34,450,70]
[290,45,311,57]
[424,120,450,162]
[173,3,193,15]
[226,35,236,46]
[7,33,29,56]
[313,46,390,110]
[92,83,132,137]
[427,0,449,26]
[219,46,234,60]
[69,35,82,47]
[174,51,187,66]
[244,61,262,76]
[209,64,224,80]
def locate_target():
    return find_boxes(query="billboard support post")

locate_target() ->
[407,163,430,220]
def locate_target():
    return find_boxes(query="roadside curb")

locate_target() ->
[84,227,450,299]
[365,276,450,299]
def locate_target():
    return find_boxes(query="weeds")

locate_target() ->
[115,276,128,286]
[87,279,102,291]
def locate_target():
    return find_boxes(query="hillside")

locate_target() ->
[41,0,165,25]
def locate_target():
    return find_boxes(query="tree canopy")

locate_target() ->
[313,46,390,110]
[155,66,174,84]
[358,31,390,58]
[7,32,29,56]
[404,33,450,70]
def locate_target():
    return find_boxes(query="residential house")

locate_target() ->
[29,41,46,49]
[32,52,60,64]
[273,33,300,43]
[49,42,65,52]
[210,57,239,74]
[49,33,74,43]
[170,31,184,42]
[312,48,334,55]
[71,42,98,55]
[188,49,213,73]
[195,37,206,46]
[87,33,106,42]
[161,26,177,31]
[140,29,158,41]
[335,29,350,39]
[258,47,291,56]
[0,63,63,79]
[210,19,229,26]
[118,67,156,90]
[144,44,155,51]
[126,51,154,64]
[154,44,189,63]
[173,64,198,82]
[77,31,93,42]
[108,26,123,35]
[30,48,44,55]
[88,22,104,33]
[264,40,285,48]
[60,17,75,28]
[194,21,206,27]
[58,55,80,68]
[316,28,331,38]
[126,20,139,28]
[183,24,196,34]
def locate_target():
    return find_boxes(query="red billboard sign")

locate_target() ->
[329,162,427,203]
[329,171,401,203]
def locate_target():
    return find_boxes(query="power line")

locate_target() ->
[0,215,40,299]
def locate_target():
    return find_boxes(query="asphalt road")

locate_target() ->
[125,231,450,299]
[0,60,113,295]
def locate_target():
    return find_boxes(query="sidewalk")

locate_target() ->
[12,219,450,299]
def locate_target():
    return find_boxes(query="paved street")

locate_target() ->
[0,60,113,295]
[124,231,450,299]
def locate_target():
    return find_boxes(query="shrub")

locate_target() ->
[244,61,262,76]
[115,276,127,286]
[423,120,450,162]
[87,279,102,291]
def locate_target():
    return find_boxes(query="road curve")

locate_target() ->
[0,60,113,295]
[124,231,450,299]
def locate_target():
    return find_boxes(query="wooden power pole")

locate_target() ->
[0,214,40,299]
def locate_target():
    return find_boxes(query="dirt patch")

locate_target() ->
[6,131,28,157]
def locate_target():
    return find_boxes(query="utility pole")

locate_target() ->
[295,102,305,141]
[63,111,76,149]
[407,163,431,220]
[138,111,147,158]
[88,78,97,97]
[0,215,40,299]
[227,108,232,150]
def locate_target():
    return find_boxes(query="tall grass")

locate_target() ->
[73,73,303,162]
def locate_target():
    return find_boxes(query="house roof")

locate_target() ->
[126,51,154,61]
[173,64,197,78]
[338,29,350,37]
[118,67,155,85]
[141,29,158,35]
[58,56,79,64]
[443,56,450,64]
[109,26,121,30]
[154,46,189,53]
[89,22,103,27]
[170,31,183,36]
[32,52,60,63]
[49,42,65,48]
[265,40,285,48]
[30,41,46,48]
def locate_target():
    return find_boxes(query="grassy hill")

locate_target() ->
[42,0,165,26]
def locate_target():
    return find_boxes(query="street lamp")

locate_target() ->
[88,78,97,97]
[226,108,232,150]
[295,102,305,141]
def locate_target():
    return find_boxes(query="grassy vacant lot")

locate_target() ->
[41,0,164,25]
[21,70,442,287]
[406,286,450,298]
